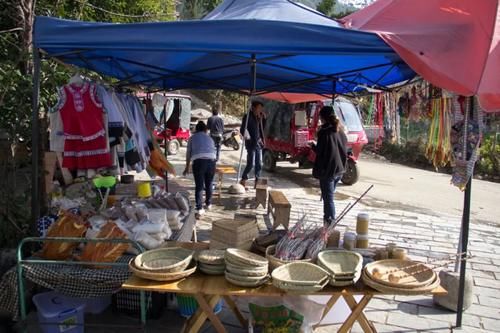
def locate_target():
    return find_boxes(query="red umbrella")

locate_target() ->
[341,0,500,112]
[259,92,331,104]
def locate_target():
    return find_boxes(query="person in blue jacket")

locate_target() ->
[239,101,266,189]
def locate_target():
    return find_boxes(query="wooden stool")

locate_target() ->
[215,165,237,203]
[268,190,291,230]
[255,184,268,209]
[256,177,268,186]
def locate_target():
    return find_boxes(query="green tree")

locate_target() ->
[0,0,176,247]
[317,0,336,17]
[180,0,222,19]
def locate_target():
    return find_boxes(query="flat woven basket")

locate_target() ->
[226,261,269,277]
[196,249,226,265]
[271,262,330,287]
[272,277,328,293]
[265,245,312,272]
[225,248,268,267]
[225,274,269,287]
[364,259,436,288]
[362,269,440,295]
[317,250,363,276]
[134,247,194,273]
[129,259,197,282]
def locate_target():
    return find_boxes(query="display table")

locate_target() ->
[122,273,447,333]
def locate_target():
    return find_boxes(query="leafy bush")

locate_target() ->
[477,134,500,178]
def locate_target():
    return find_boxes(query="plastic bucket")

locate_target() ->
[137,182,152,198]
[176,294,223,318]
[32,291,86,333]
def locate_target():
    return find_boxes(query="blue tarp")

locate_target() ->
[33,0,415,94]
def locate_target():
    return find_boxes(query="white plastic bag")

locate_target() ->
[132,222,165,234]
[133,231,161,250]
[149,208,168,224]
[162,223,173,239]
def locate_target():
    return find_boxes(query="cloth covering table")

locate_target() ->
[122,273,447,333]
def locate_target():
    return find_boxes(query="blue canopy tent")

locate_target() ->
[30,0,416,223]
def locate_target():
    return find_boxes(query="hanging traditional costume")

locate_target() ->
[54,83,112,170]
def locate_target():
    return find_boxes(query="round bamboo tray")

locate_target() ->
[225,248,268,267]
[225,274,269,287]
[364,259,436,288]
[134,247,194,273]
[225,271,268,282]
[129,259,197,282]
[196,249,226,265]
[226,261,269,277]
[271,262,330,287]
[362,269,440,295]
[265,245,312,272]
[272,277,329,293]
[317,250,363,276]
[225,255,268,271]
[199,262,226,275]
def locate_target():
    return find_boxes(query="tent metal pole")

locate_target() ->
[236,55,257,183]
[455,96,474,328]
[31,50,42,224]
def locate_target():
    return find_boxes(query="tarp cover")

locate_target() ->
[342,0,500,112]
[33,0,415,95]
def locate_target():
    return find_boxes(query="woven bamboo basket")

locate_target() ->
[364,259,436,288]
[196,249,226,265]
[134,247,194,273]
[226,262,269,277]
[265,245,313,272]
[225,274,269,287]
[271,262,330,287]
[362,269,441,295]
[272,277,329,293]
[317,250,363,276]
[129,259,197,282]
[210,219,258,249]
[225,249,268,267]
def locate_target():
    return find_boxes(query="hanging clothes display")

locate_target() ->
[52,82,112,170]
[49,77,164,176]
[425,96,452,169]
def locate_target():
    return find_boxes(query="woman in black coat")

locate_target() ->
[311,106,348,225]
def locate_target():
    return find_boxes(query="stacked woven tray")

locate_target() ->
[196,249,226,275]
[224,248,269,287]
[362,259,440,295]
[129,247,196,281]
[317,250,363,286]
[272,262,330,293]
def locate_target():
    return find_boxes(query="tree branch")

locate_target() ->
[0,27,23,34]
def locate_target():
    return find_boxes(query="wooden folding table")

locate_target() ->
[122,273,447,333]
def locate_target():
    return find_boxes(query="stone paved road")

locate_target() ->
[175,147,500,333]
